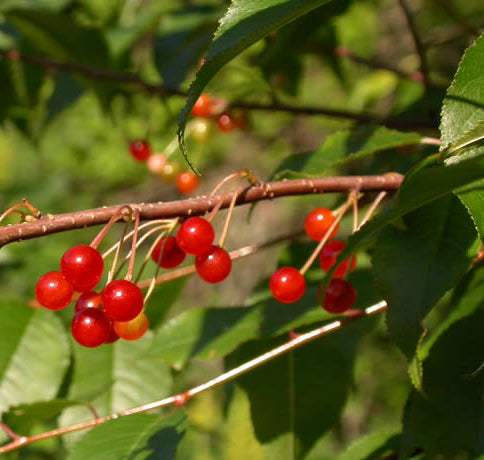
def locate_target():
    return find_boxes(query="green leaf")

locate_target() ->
[440,34,484,239]
[0,301,70,414]
[402,309,484,457]
[339,431,401,460]
[177,0,336,169]
[0,0,71,13]
[59,332,172,439]
[69,412,187,460]
[271,125,421,180]
[372,195,476,358]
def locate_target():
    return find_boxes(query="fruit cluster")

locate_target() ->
[269,207,357,314]
[128,140,200,195]
[191,93,248,134]
[35,245,148,348]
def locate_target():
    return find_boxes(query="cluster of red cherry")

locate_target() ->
[35,246,147,348]
[191,93,248,134]
[129,140,200,195]
[270,207,357,314]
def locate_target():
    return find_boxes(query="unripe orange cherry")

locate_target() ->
[113,312,149,341]
[176,171,199,195]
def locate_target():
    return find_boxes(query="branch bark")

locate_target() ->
[0,174,403,248]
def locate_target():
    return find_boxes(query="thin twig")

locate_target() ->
[0,174,404,248]
[0,300,387,455]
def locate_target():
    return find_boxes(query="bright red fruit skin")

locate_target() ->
[270,267,306,303]
[75,291,102,313]
[319,240,357,278]
[319,279,356,314]
[61,245,104,292]
[129,140,152,162]
[113,312,149,341]
[195,245,232,283]
[104,323,120,344]
[176,217,215,256]
[71,308,110,348]
[191,94,213,118]
[176,171,200,195]
[35,271,74,310]
[304,208,339,242]
[101,280,144,322]
[151,237,186,269]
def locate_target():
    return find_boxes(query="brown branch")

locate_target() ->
[0,174,403,248]
[396,0,431,90]
[0,50,437,130]
[0,301,388,455]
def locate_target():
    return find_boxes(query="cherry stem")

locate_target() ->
[0,422,22,440]
[90,205,133,250]
[352,196,359,233]
[0,300,387,455]
[420,137,441,146]
[107,220,130,284]
[0,199,41,224]
[125,211,140,282]
[300,192,357,276]
[357,191,387,230]
[218,187,239,248]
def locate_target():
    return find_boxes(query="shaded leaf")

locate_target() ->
[70,412,187,460]
[271,126,421,180]
[339,431,401,460]
[372,195,476,358]
[0,301,70,414]
[177,0,336,168]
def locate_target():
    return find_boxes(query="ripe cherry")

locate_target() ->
[305,207,339,242]
[217,112,238,132]
[151,236,186,269]
[270,267,306,303]
[71,308,111,348]
[101,280,144,322]
[191,93,214,118]
[104,323,120,344]
[176,217,215,256]
[319,279,356,314]
[75,291,101,313]
[113,311,149,341]
[146,153,167,174]
[319,240,357,278]
[129,140,151,162]
[176,171,200,195]
[61,245,104,292]
[195,245,232,283]
[35,271,74,310]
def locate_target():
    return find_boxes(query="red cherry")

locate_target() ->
[75,291,102,313]
[176,171,200,195]
[269,267,306,303]
[319,240,357,278]
[129,140,152,162]
[319,279,356,314]
[71,308,110,348]
[101,280,144,322]
[176,217,215,256]
[151,237,186,269]
[195,245,232,283]
[61,245,104,292]
[35,271,74,310]
[191,94,214,118]
[104,323,120,344]
[217,112,237,132]
[113,312,149,341]
[305,208,339,242]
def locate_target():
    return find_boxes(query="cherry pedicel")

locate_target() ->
[319,278,356,314]
[270,267,306,303]
[75,291,102,313]
[129,140,152,162]
[305,207,339,242]
[71,308,111,348]
[113,311,149,341]
[102,280,144,322]
[151,236,186,269]
[176,171,200,195]
[195,245,232,283]
[36,271,74,310]
[319,240,357,278]
[191,93,214,118]
[176,217,215,256]
[61,245,104,292]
